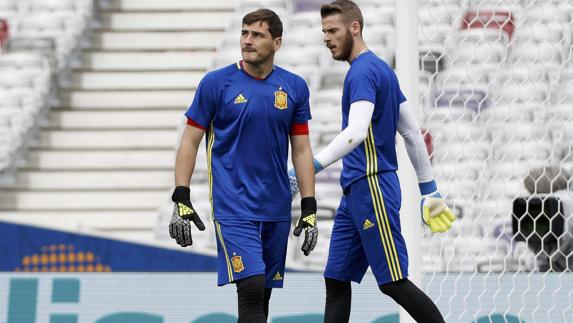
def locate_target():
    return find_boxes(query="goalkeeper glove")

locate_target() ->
[288,159,324,197]
[293,197,318,256]
[419,180,455,233]
[169,186,206,247]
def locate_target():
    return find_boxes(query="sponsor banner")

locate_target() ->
[0,221,218,272]
[0,273,571,322]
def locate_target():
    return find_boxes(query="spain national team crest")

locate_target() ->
[231,255,244,273]
[274,89,288,110]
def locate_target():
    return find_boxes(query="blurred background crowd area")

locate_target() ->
[0,0,572,274]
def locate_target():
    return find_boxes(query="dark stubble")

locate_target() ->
[334,28,354,61]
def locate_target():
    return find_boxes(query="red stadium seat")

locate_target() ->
[421,128,434,162]
[0,19,8,51]
[461,10,514,41]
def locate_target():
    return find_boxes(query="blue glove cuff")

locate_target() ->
[313,159,324,174]
[419,180,438,196]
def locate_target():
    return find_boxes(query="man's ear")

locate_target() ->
[350,21,361,37]
[273,37,282,51]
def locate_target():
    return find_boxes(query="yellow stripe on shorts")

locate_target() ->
[215,221,233,282]
[365,125,403,280]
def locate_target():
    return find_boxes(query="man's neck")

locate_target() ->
[347,41,369,64]
[242,60,274,80]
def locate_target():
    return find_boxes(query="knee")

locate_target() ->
[237,275,266,304]
[379,278,408,297]
[325,277,351,296]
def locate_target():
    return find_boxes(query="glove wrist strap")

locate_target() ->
[419,180,438,196]
[301,196,317,212]
[172,186,190,202]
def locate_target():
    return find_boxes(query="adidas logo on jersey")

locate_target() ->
[273,272,283,281]
[234,94,248,104]
[363,219,374,230]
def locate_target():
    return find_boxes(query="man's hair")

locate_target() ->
[320,0,364,33]
[242,9,283,39]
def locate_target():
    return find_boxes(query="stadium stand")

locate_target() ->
[1,0,572,274]
[0,0,236,241]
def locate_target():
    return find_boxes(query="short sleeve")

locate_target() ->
[184,73,218,128]
[292,77,312,124]
[398,88,407,104]
[347,66,377,104]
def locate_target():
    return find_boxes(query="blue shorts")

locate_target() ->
[214,219,290,288]
[324,172,409,285]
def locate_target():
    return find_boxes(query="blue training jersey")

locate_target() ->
[340,51,407,189]
[185,62,311,221]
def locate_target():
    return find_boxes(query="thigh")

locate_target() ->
[214,219,265,286]
[261,221,291,288]
[324,196,369,283]
[348,173,409,285]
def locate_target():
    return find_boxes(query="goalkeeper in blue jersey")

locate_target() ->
[170,9,317,323]
[288,1,455,322]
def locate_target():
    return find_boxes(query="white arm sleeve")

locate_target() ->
[314,100,374,168]
[397,101,434,183]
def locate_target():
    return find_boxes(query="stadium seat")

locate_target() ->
[437,65,490,88]
[362,25,393,47]
[369,44,393,65]
[419,24,451,45]
[513,22,570,45]
[363,7,394,26]
[427,121,484,145]
[275,46,320,67]
[433,161,483,181]
[456,26,510,46]
[419,43,446,74]
[479,103,535,124]
[435,85,490,113]
[16,13,84,70]
[424,106,476,124]
[288,11,321,29]
[488,121,550,142]
[524,3,569,23]
[321,64,349,89]
[498,63,549,84]
[512,42,563,65]
[493,141,554,163]
[313,89,342,107]
[486,161,539,183]
[419,4,460,27]
[432,141,490,164]
[496,83,549,105]
[0,18,8,51]
[461,10,515,41]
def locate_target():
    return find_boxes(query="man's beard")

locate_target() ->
[334,29,354,61]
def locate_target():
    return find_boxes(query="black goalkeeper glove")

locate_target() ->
[293,197,318,256]
[169,186,205,247]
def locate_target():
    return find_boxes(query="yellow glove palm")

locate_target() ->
[421,196,456,233]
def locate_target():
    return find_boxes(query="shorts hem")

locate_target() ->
[323,271,363,284]
[217,270,266,286]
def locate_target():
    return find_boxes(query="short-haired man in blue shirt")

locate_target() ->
[290,1,455,322]
[170,9,318,323]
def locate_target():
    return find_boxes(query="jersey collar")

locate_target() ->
[237,60,275,81]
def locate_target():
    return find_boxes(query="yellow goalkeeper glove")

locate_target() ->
[419,180,456,233]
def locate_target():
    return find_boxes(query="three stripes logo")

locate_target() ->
[177,203,194,217]
[363,219,375,230]
[234,94,248,104]
[302,214,316,227]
